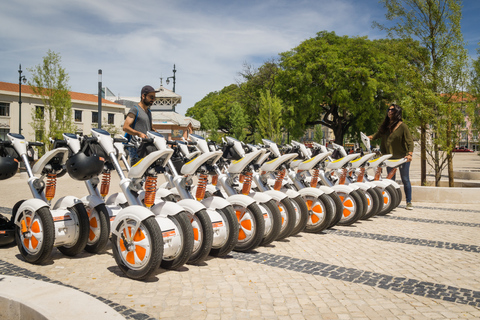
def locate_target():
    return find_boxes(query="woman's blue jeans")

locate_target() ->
[128,146,140,166]
[387,161,412,203]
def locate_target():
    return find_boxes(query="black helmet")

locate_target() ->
[66,152,105,181]
[0,214,15,246]
[0,156,19,180]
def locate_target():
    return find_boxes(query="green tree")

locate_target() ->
[186,84,239,133]
[375,0,468,186]
[468,42,480,132]
[275,31,416,144]
[28,50,76,152]
[229,102,249,140]
[201,108,219,142]
[313,124,324,144]
[256,90,283,143]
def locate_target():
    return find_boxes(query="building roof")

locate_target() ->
[0,81,124,108]
[152,111,201,129]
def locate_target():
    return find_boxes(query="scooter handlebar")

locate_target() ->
[113,137,128,143]
[28,141,44,147]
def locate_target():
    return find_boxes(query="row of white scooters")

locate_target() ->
[0,129,405,280]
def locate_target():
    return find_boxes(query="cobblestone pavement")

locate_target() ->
[1,200,479,319]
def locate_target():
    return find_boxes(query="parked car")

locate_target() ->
[452,147,474,152]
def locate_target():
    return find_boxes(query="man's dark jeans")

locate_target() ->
[387,161,412,203]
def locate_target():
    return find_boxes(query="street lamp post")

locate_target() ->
[18,64,27,134]
[165,64,177,93]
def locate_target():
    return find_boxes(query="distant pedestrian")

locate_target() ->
[368,104,414,210]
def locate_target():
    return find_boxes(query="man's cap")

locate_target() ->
[141,85,157,96]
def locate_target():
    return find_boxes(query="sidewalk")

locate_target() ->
[0,154,479,319]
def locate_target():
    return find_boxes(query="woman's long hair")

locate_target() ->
[378,104,403,134]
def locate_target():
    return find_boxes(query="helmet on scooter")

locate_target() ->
[0,156,19,180]
[66,152,105,181]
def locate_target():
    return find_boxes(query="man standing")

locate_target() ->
[123,85,156,165]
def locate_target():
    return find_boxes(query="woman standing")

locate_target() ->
[368,104,414,210]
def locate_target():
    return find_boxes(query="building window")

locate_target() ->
[75,110,82,122]
[108,113,114,125]
[35,106,44,120]
[0,102,10,116]
[92,112,98,124]
[0,129,9,140]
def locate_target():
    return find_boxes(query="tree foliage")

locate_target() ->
[255,90,283,143]
[275,31,416,144]
[28,50,76,152]
[229,102,249,140]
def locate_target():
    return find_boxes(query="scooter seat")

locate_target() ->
[260,153,297,173]
[385,158,407,168]
[32,148,69,175]
[349,153,376,169]
[297,152,332,171]
[228,149,264,174]
[367,154,392,168]
[326,153,360,170]
[129,149,174,179]
[180,151,223,175]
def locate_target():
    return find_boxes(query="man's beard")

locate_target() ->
[143,98,153,107]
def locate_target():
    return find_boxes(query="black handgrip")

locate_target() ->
[139,138,153,144]
[167,140,178,145]
[82,136,97,142]
[28,142,44,147]
[0,140,11,146]
[188,141,197,145]
[113,137,128,143]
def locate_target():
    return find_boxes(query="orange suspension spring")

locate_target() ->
[100,172,111,198]
[311,169,319,188]
[386,167,397,180]
[196,174,208,201]
[274,169,286,191]
[374,167,382,181]
[357,167,365,183]
[338,168,347,185]
[241,172,253,195]
[211,174,218,186]
[239,174,245,183]
[45,173,57,202]
[144,176,158,208]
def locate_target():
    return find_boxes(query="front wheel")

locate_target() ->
[289,196,309,236]
[161,211,194,270]
[377,185,398,216]
[57,203,90,256]
[85,204,111,254]
[111,216,163,280]
[209,206,239,257]
[188,209,213,265]
[362,188,382,220]
[234,203,265,252]
[326,193,343,228]
[258,199,282,246]
[336,190,364,226]
[15,206,55,264]
[303,194,333,233]
[276,198,296,240]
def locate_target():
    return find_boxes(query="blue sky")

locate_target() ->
[1,0,479,116]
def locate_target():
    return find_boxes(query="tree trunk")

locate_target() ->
[421,124,427,186]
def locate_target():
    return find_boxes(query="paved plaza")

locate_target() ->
[0,153,479,319]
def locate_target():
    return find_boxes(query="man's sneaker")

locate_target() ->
[406,202,413,210]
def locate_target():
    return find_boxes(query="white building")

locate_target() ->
[0,81,125,141]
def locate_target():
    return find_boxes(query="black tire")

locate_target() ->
[354,190,369,220]
[57,203,90,256]
[395,187,402,208]
[111,216,163,280]
[161,211,194,270]
[326,192,343,228]
[210,206,239,257]
[303,193,334,233]
[362,188,382,220]
[15,206,55,264]
[336,190,364,226]
[234,203,265,252]
[258,199,282,246]
[85,204,111,254]
[276,198,296,240]
[289,196,309,236]
[187,209,213,264]
[377,185,398,216]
